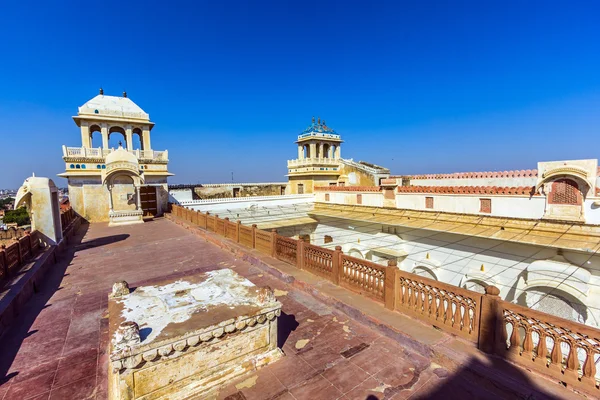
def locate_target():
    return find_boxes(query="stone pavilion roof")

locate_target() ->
[78,93,150,121]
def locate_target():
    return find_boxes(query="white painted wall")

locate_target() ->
[169,188,194,202]
[315,191,383,207]
[395,193,546,219]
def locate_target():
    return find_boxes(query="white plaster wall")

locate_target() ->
[395,194,546,219]
[584,199,600,225]
[170,189,194,202]
[320,192,383,207]
[409,177,537,187]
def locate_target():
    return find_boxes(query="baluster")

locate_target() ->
[416,284,423,314]
[549,335,562,372]
[462,304,471,333]
[430,292,438,320]
[401,281,408,306]
[581,346,597,387]
[564,339,579,381]
[522,326,534,360]
[444,298,451,325]
[423,288,430,318]
[535,331,548,366]
[509,321,520,356]
[452,299,461,328]
[411,283,418,311]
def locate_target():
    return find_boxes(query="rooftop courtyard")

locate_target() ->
[0,217,584,399]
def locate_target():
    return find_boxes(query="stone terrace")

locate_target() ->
[0,218,582,399]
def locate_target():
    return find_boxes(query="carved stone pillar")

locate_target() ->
[101,125,109,149]
[126,126,133,151]
[108,185,114,213]
[136,186,142,211]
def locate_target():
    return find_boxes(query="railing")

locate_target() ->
[396,271,481,342]
[239,225,254,248]
[340,254,386,302]
[225,219,238,241]
[169,204,600,396]
[303,243,334,280]
[1,230,47,283]
[255,229,274,255]
[287,158,340,168]
[62,146,169,162]
[496,300,600,393]
[275,236,297,265]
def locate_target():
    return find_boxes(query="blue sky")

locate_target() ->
[0,1,599,188]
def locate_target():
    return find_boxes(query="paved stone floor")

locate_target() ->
[0,219,568,399]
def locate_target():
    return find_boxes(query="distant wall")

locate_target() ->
[193,183,287,199]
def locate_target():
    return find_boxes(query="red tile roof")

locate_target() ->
[392,170,539,180]
[397,185,539,196]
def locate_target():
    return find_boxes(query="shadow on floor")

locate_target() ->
[277,312,299,348]
[0,221,131,385]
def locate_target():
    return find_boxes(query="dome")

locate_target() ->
[105,146,139,166]
[78,94,149,120]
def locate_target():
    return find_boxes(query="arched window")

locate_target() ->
[89,124,102,148]
[108,126,126,149]
[132,128,143,150]
[550,179,580,205]
[323,144,330,158]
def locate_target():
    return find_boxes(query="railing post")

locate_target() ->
[202,212,207,229]
[16,240,22,268]
[478,285,503,355]
[251,224,257,248]
[332,246,342,285]
[271,229,277,257]
[236,220,241,243]
[296,239,304,269]
[224,218,230,238]
[384,259,399,311]
[0,245,7,280]
[25,231,32,260]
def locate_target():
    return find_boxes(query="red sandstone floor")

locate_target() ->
[0,219,562,399]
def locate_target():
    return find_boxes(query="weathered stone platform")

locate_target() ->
[108,270,283,399]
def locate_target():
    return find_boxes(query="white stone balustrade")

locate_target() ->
[287,157,340,168]
[62,146,169,162]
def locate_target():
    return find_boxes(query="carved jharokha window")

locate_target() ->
[480,198,491,213]
[425,197,433,209]
[550,179,580,205]
[324,235,333,244]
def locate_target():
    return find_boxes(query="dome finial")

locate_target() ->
[123,90,127,98]
[317,117,321,125]
[312,116,315,124]
[99,87,104,95]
